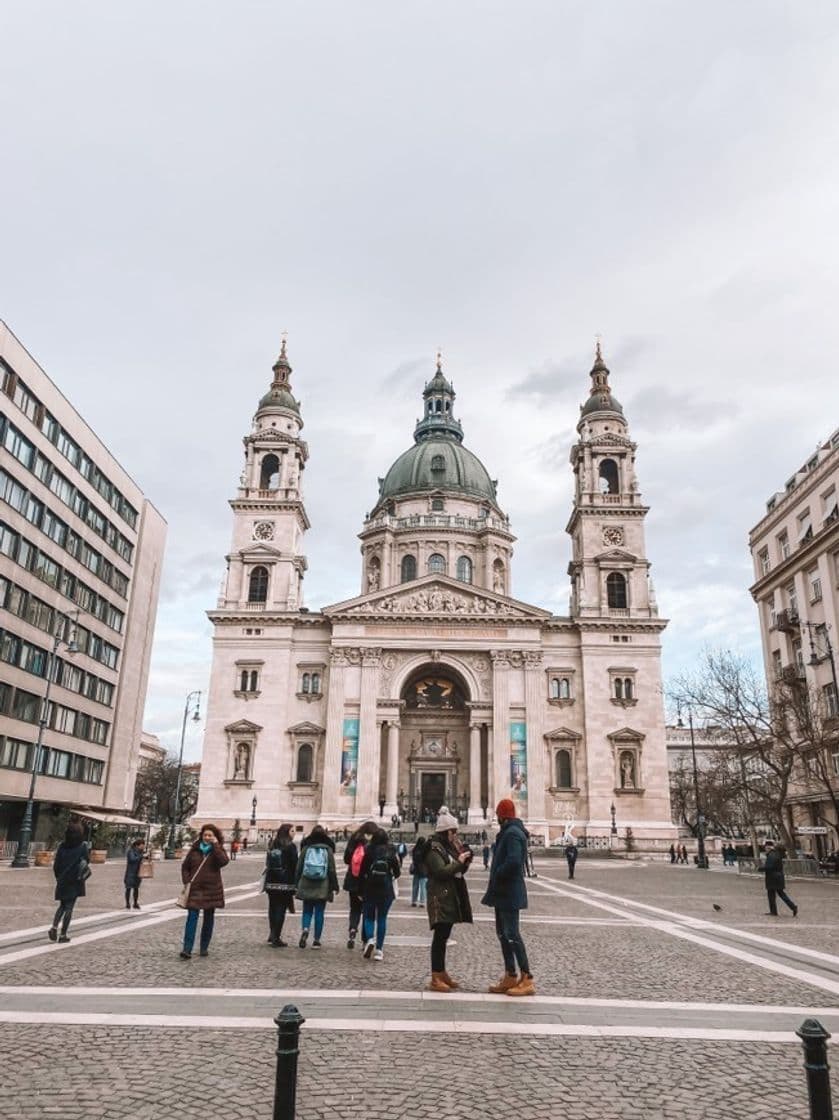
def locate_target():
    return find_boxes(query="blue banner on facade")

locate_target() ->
[509,720,527,803]
[340,717,359,796]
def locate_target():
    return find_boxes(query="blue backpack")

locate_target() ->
[302,845,328,881]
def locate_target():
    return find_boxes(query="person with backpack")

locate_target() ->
[48,821,91,943]
[425,807,473,992]
[359,827,401,961]
[263,824,298,947]
[295,824,339,948]
[124,838,145,909]
[410,836,429,906]
[343,820,375,949]
[396,840,408,866]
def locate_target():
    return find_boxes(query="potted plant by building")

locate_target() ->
[150,826,168,861]
[36,808,74,866]
[90,824,117,863]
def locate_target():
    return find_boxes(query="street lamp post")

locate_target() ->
[11,612,78,869]
[251,795,258,827]
[610,801,617,843]
[679,708,708,870]
[165,690,201,860]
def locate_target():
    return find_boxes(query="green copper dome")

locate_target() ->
[379,438,497,502]
[376,356,497,504]
[257,340,300,415]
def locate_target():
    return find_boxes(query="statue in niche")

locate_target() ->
[620,751,635,789]
[367,566,380,592]
[234,742,250,780]
[493,568,505,594]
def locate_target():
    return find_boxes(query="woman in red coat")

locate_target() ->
[179,824,229,960]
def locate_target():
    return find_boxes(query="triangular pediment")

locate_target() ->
[224,718,263,733]
[287,721,325,735]
[594,548,637,563]
[236,542,282,559]
[544,725,582,741]
[607,726,644,742]
[323,574,551,620]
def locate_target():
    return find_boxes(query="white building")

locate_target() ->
[0,322,166,844]
[195,341,674,847]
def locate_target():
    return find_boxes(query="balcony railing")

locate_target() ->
[774,608,800,633]
[363,513,511,533]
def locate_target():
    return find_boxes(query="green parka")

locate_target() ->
[425,834,473,928]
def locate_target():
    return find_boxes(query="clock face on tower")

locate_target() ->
[602,526,624,547]
[253,521,275,542]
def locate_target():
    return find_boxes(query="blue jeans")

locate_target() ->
[362,897,392,949]
[302,900,325,940]
[183,908,215,953]
[494,908,530,975]
[411,874,427,905]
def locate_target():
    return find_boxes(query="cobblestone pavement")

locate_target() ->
[2,854,839,1118]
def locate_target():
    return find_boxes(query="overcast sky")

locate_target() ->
[2,3,837,761]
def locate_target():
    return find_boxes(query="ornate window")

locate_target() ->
[555,749,572,789]
[456,555,472,583]
[428,553,446,575]
[431,497,445,512]
[297,663,325,700]
[610,669,637,706]
[547,669,575,704]
[606,572,627,608]
[234,660,263,698]
[401,554,417,583]
[248,565,269,603]
[431,454,445,471]
[240,669,259,693]
[296,743,314,783]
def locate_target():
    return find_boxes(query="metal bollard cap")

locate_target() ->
[797,1018,832,1043]
[275,1003,306,1030]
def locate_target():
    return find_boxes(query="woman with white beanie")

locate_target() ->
[424,807,473,992]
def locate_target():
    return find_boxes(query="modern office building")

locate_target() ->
[749,427,839,852]
[0,321,166,844]
[195,341,675,848]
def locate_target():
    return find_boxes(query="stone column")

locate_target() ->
[384,721,400,818]
[524,651,546,826]
[490,650,510,813]
[467,722,483,824]
[320,649,348,820]
[356,647,382,817]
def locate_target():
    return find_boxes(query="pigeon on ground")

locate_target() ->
[712,904,723,912]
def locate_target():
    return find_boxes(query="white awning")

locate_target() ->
[70,807,151,828]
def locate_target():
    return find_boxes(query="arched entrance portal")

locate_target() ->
[398,665,470,822]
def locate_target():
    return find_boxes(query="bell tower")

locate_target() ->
[217,339,310,611]
[566,344,658,621]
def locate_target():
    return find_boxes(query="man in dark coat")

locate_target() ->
[124,839,145,909]
[481,799,534,996]
[763,841,798,917]
[565,840,579,880]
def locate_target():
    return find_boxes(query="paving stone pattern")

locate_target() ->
[0,1024,826,1120]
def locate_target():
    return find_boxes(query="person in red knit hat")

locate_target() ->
[480,798,535,996]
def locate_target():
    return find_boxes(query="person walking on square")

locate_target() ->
[48,821,90,943]
[410,836,429,906]
[124,838,145,910]
[425,807,473,992]
[763,841,798,918]
[179,824,228,960]
[264,824,298,947]
[230,838,240,861]
[343,820,375,949]
[296,824,339,949]
[482,842,490,869]
[669,843,677,864]
[359,828,401,961]
[679,844,688,865]
[565,840,579,880]
[482,798,534,997]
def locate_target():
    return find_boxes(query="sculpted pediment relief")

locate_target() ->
[323,576,551,620]
[607,726,644,743]
[594,548,637,564]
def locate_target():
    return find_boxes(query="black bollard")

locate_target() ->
[797,1018,833,1120]
[273,1003,305,1120]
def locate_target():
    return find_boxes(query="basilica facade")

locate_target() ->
[194,341,674,846]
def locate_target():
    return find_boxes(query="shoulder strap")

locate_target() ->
[187,853,211,884]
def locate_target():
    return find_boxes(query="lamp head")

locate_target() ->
[192,707,201,722]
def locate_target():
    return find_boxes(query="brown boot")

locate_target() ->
[506,973,536,997]
[427,972,453,993]
[488,973,519,994]
[442,971,460,990]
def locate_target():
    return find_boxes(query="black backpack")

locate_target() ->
[369,850,392,883]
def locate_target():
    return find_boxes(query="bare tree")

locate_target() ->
[133,754,197,826]
[670,649,795,852]
[772,669,839,836]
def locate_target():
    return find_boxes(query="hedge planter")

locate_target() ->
[34,850,54,867]
[89,849,108,864]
